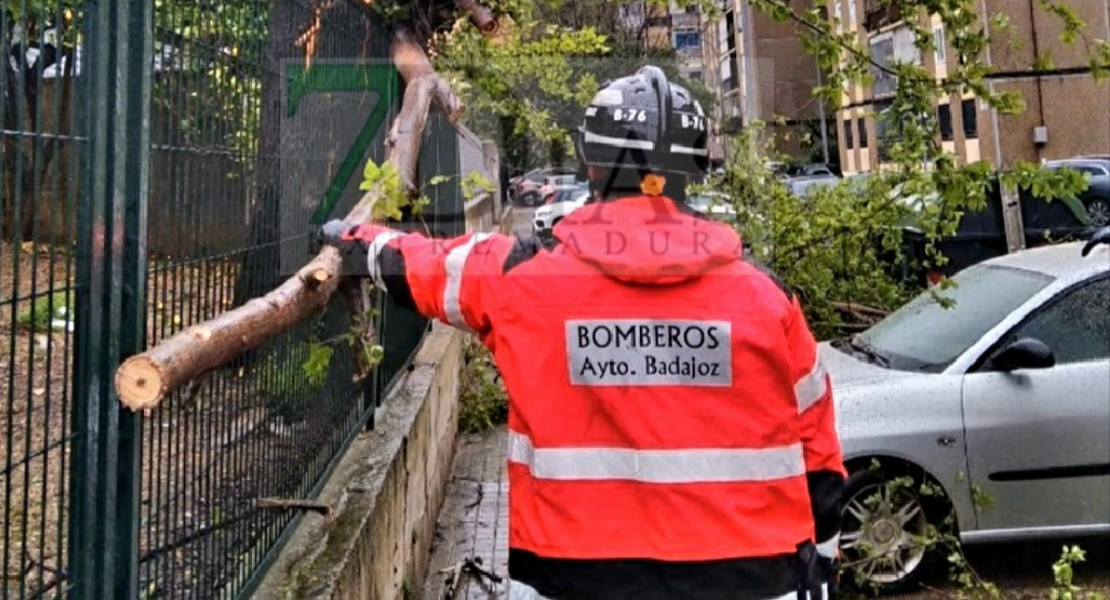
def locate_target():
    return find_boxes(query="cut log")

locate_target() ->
[454,0,499,35]
[115,23,468,412]
[116,247,345,411]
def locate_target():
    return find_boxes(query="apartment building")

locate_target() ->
[701,0,832,161]
[624,1,706,81]
[836,0,1110,175]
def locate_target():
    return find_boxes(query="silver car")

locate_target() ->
[824,240,1110,592]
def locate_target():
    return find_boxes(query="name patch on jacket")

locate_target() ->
[565,320,732,386]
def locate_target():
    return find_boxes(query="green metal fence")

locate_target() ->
[1,1,469,598]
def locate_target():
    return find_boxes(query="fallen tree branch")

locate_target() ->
[833,302,889,318]
[256,497,333,517]
[115,23,466,412]
[389,22,465,196]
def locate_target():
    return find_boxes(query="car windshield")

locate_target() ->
[554,188,586,202]
[853,264,1055,372]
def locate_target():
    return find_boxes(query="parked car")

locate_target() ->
[786,174,841,199]
[1044,158,1110,226]
[544,182,590,206]
[533,186,591,234]
[894,177,1098,286]
[510,166,575,206]
[687,190,737,222]
[825,238,1110,593]
[535,174,581,206]
[786,162,842,178]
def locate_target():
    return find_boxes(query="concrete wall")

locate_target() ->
[249,322,464,600]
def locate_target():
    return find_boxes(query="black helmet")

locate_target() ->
[576,65,709,176]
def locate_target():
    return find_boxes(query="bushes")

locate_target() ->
[457,339,508,433]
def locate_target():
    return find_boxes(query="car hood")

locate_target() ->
[818,341,918,390]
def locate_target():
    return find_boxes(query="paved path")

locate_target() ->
[421,427,509,600]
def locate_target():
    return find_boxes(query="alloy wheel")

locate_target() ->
[841,481,931,586]
[1087,199,1110,227]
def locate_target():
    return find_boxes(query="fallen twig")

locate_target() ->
[440,556,502,599]
[255,497,333,517]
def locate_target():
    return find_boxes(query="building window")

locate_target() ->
[689,70,703,82]
[844,118,855,149]
[962,98,979,139]
[934,27,946,64]
[937,104,954,141]
[685,3,699,13]
[725,10,737,52]
[857,117,868,148]
[674,29,701,50]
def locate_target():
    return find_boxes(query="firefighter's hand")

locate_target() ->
[1081,226,1110,257]
[317,219,383,278]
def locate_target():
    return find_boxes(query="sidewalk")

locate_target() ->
[422,427,510,600]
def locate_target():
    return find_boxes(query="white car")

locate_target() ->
[533,187,591,234]
[825,238,1110,592]
[687,191,737,222]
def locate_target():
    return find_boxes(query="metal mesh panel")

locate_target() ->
[136,2,400,598]
[0,2,79,598]
[2,0,465,598]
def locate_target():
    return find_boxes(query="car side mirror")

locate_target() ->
[990,337,1056,371]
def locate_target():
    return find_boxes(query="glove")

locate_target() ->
[317,219,391,278]
[1081,226,1110,257]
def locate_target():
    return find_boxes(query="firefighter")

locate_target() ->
[320,65,845,600]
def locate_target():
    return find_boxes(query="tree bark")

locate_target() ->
[388,22,464,196]
[115,24,465,412]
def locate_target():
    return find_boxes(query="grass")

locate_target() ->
[16,290,73,333]
[457,340,507,433]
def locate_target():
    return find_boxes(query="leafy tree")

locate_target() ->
[1,0,79,240]
[695,0,1103,337]
[431,0,716,173]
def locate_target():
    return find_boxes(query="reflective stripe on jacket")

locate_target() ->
[358,194,846,599]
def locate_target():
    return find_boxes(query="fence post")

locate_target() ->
[69,0,153,599]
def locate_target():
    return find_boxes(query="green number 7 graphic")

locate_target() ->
[285,62,401,225]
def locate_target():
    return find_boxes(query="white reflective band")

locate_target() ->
[510,580,824,600]
[816,534,840,559]
[583,131,654,150]
[367,231,404,292]
[592,88,625,106]
[795,358,828,412]
[508,431,805,483]
[768,583,828,600]
[670,143,709,156]
[443,232,491,332]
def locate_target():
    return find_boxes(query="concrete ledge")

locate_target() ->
[251,322,464,600]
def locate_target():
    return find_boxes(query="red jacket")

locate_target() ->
[349,195,845,600]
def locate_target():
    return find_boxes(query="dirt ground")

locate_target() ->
[1,242,74,596]
[0,242,310,597]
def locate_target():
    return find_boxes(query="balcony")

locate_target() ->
[863,0,903,31]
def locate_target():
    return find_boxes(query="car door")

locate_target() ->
[960,275,1110,534]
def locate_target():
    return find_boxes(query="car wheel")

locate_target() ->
[839,466,953,595]
[1086,198,1110,227]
